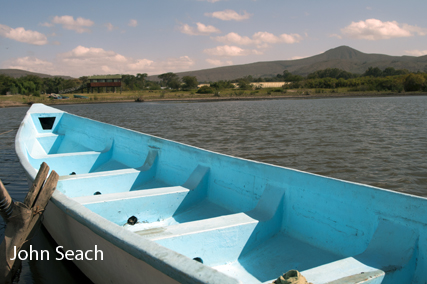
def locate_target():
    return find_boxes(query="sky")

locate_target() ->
[1,0,426,78]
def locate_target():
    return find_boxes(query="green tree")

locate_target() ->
[237,78,251,89]
[182,76,198,90]
[382,67,396,77]
[363,67,383,77]
[23,75,43,92]
[168,78,182,90]
[0,75,16,95]
[136,73,147,89]
[282,70,303,82]
[158,72,179,87]
[307,68,356,80]
[404,74,426,91]
[393,69,410,76]
[122,75,137,90]
[43,78,58,94]
[146,81,161,90]
[53,77,65,93]
[136,73,147,80]
[197,85,214,94]
[210,80,233,90]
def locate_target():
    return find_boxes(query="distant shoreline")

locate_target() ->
[1,92,427,108]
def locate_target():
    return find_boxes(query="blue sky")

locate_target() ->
[1,0,426,77]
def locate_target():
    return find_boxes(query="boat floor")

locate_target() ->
[127,200,368,284]
[71,173,385,283]
[213,232,341,284]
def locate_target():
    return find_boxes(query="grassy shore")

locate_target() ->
[1,88,426,108]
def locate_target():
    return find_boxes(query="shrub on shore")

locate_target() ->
[197,86,214,94]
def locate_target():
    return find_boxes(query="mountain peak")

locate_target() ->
[321,46,364,60]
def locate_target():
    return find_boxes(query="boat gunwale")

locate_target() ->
[17,104,427,202]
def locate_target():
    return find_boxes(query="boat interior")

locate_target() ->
[18,106,426,284]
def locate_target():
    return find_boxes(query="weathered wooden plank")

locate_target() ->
[24,162,49,208]
[0,164,58,284]
[0,203,32,283]
[33,171,59,210]
[0,180,13,223]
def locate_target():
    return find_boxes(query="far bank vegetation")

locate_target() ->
[1,67,427,105]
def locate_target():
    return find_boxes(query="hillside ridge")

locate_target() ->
[1,46,426,82]
[148,46,427,82]
[0,69,73,79]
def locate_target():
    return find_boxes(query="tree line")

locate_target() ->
[1,66,427,96]
[0,75,84,96]
[0,72,200,95]
[156,67,427,93]
[283,67,427,92]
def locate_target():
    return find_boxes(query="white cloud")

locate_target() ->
[289,56,306,60]
[155,56,195,71]
[52,15,94,33]
[252,32,281,44]
[214,32,252,45]
[213,31,302,47]
[128,59,154,70]
[60,46,125,61]
[2,45,195,77]
[179,22,221,35]
[105,23,118,31]
[341,19,427,40]
[203,45,261,57]
[128,19,138,27]
[329,33,342,39]
[253,32,302,45]
[205,9,252,21]
[0,24,48,45]
[40,22,54,27]
[196,23,220,34]
[4,56,55,73]
[279,33,303,44]
[402,23,427,36]
[405,50,427,56]
[206,59,233,66]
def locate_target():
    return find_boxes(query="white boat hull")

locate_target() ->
[43,202,180,284]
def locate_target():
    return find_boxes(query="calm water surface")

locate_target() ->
[1,96,427,282]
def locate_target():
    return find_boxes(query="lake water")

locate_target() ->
[1,96,427,283]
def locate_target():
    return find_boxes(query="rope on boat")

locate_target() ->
[271,270,312,284]
[0,129,15,136]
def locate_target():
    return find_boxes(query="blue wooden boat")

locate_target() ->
[15,104,427,284]
[73,95,89,99]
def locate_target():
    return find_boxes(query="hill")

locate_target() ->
[148,46,427,82]
[0,69,73,80]
[2,46,426,83]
